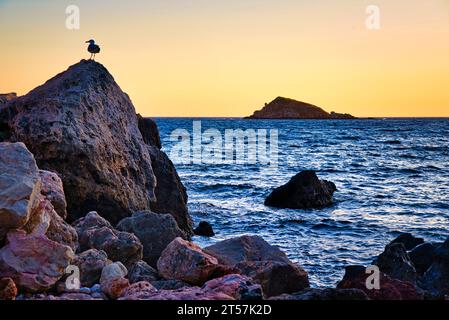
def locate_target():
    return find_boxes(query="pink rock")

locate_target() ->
[157,237,232,286]
[120,286,234,301]
[201,274,262,300]
[119,281,157,300]
[39,170,67,219]
[0,277,18,300]
[0,230,74,292]
[101,278,130,300]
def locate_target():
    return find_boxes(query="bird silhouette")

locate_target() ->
[86,39,100,60]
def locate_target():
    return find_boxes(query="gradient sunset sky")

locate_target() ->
[1,0,448,117]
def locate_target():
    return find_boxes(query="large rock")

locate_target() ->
[389,233,424,251]
[337,265,423,300]
[194,221,215,237]
[72,249,110,287]
[157,237,231,286]
[419,238,449,296]
[201,274,263,300]
[100,262,129,299]
[137,114,161,149]
[128,260,160,284]
[373,243,417,284]
[3,60,157,224]
[147,146,193,235]
[0,142,41,238]
[205,235,310,297]
[409,242,437,275]
[38,170,67,219]
[0,277,18,300]
[270,288,369,300]
[0,230,74,292]
[117,211,186,267]
[264,170,336,209]
[119,281,157,300]
[73,211,143,267]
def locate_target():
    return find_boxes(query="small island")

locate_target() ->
[246,97,356,119]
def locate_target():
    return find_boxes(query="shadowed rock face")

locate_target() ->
[3,60,156,224]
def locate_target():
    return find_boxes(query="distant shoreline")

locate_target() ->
[146,116,449,120]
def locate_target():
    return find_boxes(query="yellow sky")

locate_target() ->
[0,0,448,117]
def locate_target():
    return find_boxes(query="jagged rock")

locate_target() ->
[337,265,423,300]
[419,238,449,296]
[205,235,310,297]
[73,211,143,267]
[373,243,417,284]
[147,146,193,235]
[157,237,231,286]
[0,93,17,106]
[72,249,110,287]
[409,242,437,275]
[264,170,336,209]
[137,114,161,149]
[128,260,160,284]
[119,281,157,300]
[100,262,128,283]
[389,233,424,251]
[201,274,263,300]
[39,170,67,219]
[0,142,41,239]
[0,277,18,300]
[3,60,157,224]
[269,288,369,300]
[117,211,186,267]
[100,262,129,299]
[246,97,355,119]
[194,221,215,237]
[0,230,74,292]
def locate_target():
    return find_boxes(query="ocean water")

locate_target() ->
[155,118,449,288]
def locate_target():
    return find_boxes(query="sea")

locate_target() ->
[155,118,449,287]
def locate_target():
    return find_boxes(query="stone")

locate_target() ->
[117,211,185,267]
[409,242,437,275]
[201,274,263,300]
[151,280,190,291]
[194,221,215,237]
[119,286,233,301]
[373,243,417,284]
[389,233,424,251]
[0,142,41,238]
[100,262,129,300]
[119,281,157,300]
[337,265,423,300]
[137,114,161,149]
[100,262,128,283]
[74,211,143,267]
[72,249,110,287]
[0,230,74,292]
[147,146,193,235]
[269,288,369,300]
[128,260,160,284]
[157,237,231,286]
[38,170,67,219]
[419,238,449,296]
[0,277,18,300]
[264,170,336,209]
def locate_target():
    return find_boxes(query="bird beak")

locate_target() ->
[85,41,89,43]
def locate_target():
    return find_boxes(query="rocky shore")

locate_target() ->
[0,61,447,301]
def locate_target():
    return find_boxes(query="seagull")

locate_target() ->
[86,39,100,60]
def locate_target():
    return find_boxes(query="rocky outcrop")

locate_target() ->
[0,93,17,106]
[409,243,437,275]
[157,238,231,286]
[373,243,417,284]
[0,230,74,292]
[419,238,449,296]
[264,170,336,209]
[2,60,157,224]
[73,211,143,267]
[205,235,310,297]
[389,233,424,251]
[137,114,161,149]
[72,249,110,287]
[194,221,215,237]
[0,142,41,239]
[117,211,186,267]
[246,97,355,119]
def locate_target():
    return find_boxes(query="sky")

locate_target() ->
[0,0,448,117]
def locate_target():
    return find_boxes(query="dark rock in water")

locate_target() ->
[409,242,437,275]
[337,265,423,300]
[147,146,193,235]
[117,211,186,267]
[246,97,355,120]
[137,114,161,149]
[373,243,417,284]
[72,249,110,288]
[264,170,336,209]
[3,60,157,224]
[269,288,369,300]
[390,233,424,251]
[205,235,310,297]
[194,221,215,237]
[73,211,143,267]
[419,238,449,296]
[128,260,160,284]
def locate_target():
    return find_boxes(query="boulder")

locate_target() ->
[337,265,423,300]
[151,280,190,291]
[147,146,193,235]
[38,170,67,219]
[74,211,143,267]
[194,221,215,237]
[409,242,437,275]
[72,249,110,287]
[128,260,160,284]
[0,277,18,300]
[157,237,231,286]
[269,288,369,300]
[0,230,74,292]
[373,243,417,284]
[201,274,263,300]
[119,281,157,300]
[0,142,41,239]
[137,114,161,149]
[100,262,129,299]
[389,233,424,251]
[205,235,310,297]
[264,170,336,209]
[117,211,185,267]
[100,262,128,283]
[3,60,157,224]
[419,238,449,296]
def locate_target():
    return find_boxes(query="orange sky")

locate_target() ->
[0,0,448,117]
